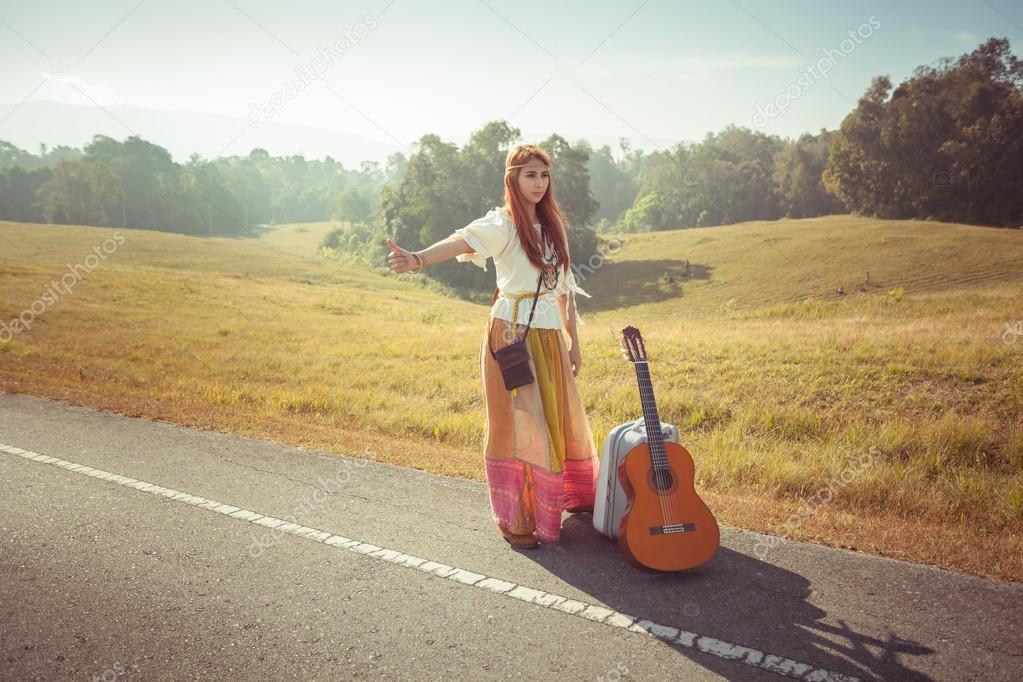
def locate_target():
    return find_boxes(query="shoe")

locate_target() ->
[565,503,593,513]
[499,526,539,549]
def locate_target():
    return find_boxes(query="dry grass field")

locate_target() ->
[2,215,1020,580]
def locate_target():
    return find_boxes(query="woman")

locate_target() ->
[386,144,600,550]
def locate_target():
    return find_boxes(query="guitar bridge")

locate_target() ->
[649,523,696,535]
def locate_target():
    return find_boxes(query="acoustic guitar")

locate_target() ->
[617,325,719,572]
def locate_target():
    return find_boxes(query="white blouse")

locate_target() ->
[453,205,591,329]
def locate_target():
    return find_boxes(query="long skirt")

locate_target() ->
[480,315,600,542]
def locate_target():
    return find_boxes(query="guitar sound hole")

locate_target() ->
[647,467,676,493]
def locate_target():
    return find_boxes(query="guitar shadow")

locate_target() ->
[518,516,935,681]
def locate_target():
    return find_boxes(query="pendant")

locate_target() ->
[541,237,560,290]
[542,264,559,290]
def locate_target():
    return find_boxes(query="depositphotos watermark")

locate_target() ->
[247,458,368,558]
[596,662,630,681]
[0,231,126,343]
[91,660,137,681]
[1002,320,1022,345]
[752,15,882,128]
[248,14,379,128]
[753,446,883,560]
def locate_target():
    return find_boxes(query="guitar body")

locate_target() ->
[617,439,719,572]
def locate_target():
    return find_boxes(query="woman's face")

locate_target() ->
[517,158,550,205]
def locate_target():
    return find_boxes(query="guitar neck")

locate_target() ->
[633,360,668,469]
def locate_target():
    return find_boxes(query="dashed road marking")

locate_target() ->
[1,442,859,682]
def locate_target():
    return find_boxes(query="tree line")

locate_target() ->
[1,38,1018,282]
[0,136,384,233]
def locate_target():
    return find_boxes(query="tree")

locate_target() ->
[824,38,1023,226]
[329,186,374,222]
[624,126,785,230]
[35,159,122,225]
[0,141,35,170]
[774,130,846,218]
[0,166,51,222]
[585,141,639,223]
[83,134,186,231]
[181,154,245,235]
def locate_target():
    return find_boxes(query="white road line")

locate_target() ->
[1,442,859,682]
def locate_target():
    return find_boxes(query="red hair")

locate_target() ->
[502,144,571,278]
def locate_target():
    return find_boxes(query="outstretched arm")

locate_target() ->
[387,234,475,274]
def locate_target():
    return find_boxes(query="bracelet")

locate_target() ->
[411,251,425,274]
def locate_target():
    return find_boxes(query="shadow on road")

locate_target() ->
[520,516,935,681]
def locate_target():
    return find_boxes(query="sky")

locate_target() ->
[1,0,1020,166]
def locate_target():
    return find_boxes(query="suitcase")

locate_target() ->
[593,418,680,540]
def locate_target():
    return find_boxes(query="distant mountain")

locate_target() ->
[0,100,406,167]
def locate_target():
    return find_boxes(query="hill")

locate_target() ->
[583,214,1023,316]
[1,215,1021,581]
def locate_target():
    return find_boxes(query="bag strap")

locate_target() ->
[521,269,544,332]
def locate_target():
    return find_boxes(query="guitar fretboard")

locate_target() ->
[632,360,668,470]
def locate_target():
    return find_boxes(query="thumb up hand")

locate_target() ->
[387,238,420,274]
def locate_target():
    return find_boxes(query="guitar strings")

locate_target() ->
[634,358,682,526]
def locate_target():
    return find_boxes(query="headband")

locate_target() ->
[504,161,553,173]
[505,145,553,173]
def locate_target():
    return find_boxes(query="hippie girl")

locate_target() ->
[387,144,600,550]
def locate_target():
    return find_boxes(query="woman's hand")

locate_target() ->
[387,238,419,274]
[569,344,583,377]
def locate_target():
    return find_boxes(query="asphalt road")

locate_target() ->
[1,393,1020,681]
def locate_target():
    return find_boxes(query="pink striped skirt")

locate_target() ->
[479,315,600,542]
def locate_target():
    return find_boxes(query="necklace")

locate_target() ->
[539,226,560,290]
